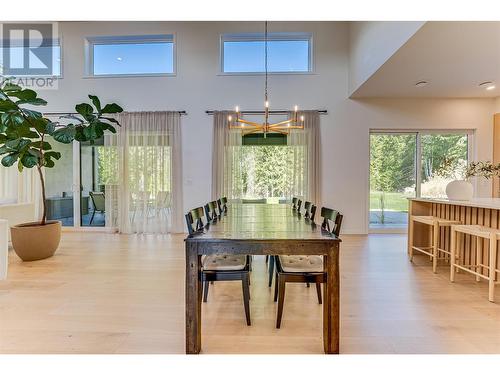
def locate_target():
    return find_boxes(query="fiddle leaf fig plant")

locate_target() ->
[0,79,123,225]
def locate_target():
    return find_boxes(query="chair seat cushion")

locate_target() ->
[202,254,247,271]
[279,255,323,273]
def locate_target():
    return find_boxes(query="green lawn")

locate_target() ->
[370,191,410,212]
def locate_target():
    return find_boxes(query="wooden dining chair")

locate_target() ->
[217,197,228,214]
[267,201,315,288]
[292,197,298,210]
[304,201,317,221]
[185,206,251,325]
[204,201,219,222]
[296,199,302,213]
[273,206,343,328]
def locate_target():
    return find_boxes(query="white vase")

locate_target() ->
[445,180,473,201]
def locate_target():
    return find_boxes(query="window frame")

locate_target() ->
[219,32,314,75]
[84,34,176,78]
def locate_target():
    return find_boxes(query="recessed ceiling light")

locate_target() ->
[479,81,495,90]
[116,57,123,61]
[415,81,428,87]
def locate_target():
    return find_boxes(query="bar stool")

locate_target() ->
[450,225,500,302]
[409,215,461,273]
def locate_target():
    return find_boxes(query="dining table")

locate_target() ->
[184,203,341,354]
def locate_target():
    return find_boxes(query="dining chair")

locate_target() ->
[267,199,312,287]
[89,191,105,225]
[266,197,299,288]
[296,199,302,213]
[185,206,251,325]
[273,206,343,328]
[217,197,228,214]
[204,200,219,222]
[304,201,317,221]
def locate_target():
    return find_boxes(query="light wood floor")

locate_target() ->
[0,233,499,354]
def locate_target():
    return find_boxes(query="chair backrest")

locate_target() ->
[320,207,343,237]
[292,197,298,209]
[217,197,228,213]
[310,204,317,222]
[204,201,219,222]
[185,207,205,235]
[90,191,105,211]
[304,201,311,218]
[304,201,317,221]
[296,199,302,212]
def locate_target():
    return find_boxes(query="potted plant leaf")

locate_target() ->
[0,80,123,261]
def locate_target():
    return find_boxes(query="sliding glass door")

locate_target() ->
[369,130,472,229]
[370,133,417,228]
[44,137,76,227]
[43,137,117,230]
[80,138,108,227]
[420,133,469,198]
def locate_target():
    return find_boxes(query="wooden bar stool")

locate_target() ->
[409,215,461,273]
[450,225,500,302]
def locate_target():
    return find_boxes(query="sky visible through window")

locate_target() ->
[0,45,61,76]
[223,40,310,73]
[93,42,174,75]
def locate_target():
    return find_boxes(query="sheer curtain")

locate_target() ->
[211,111,242,201]
[288,110,321,205]
[0,167,18,204]
[105,111,183,234]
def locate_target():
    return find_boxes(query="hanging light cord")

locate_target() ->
[265,20,268,103]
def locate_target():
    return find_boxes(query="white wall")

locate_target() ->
[495,97,500,112]
[348,21,425,96]
[35,21,495,234]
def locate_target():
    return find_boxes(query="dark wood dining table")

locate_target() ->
[184,203,341,354]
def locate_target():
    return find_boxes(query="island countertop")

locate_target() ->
[409,197,500,210]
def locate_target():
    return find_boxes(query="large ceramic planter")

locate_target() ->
[10,221,61,261]
[445,180,473,201]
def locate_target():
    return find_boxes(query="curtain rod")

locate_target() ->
[43,111,188,116]
[205,110,327,115]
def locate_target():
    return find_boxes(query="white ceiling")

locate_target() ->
[351,22,500,98]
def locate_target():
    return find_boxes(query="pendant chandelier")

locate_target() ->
[228,21,305,136]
